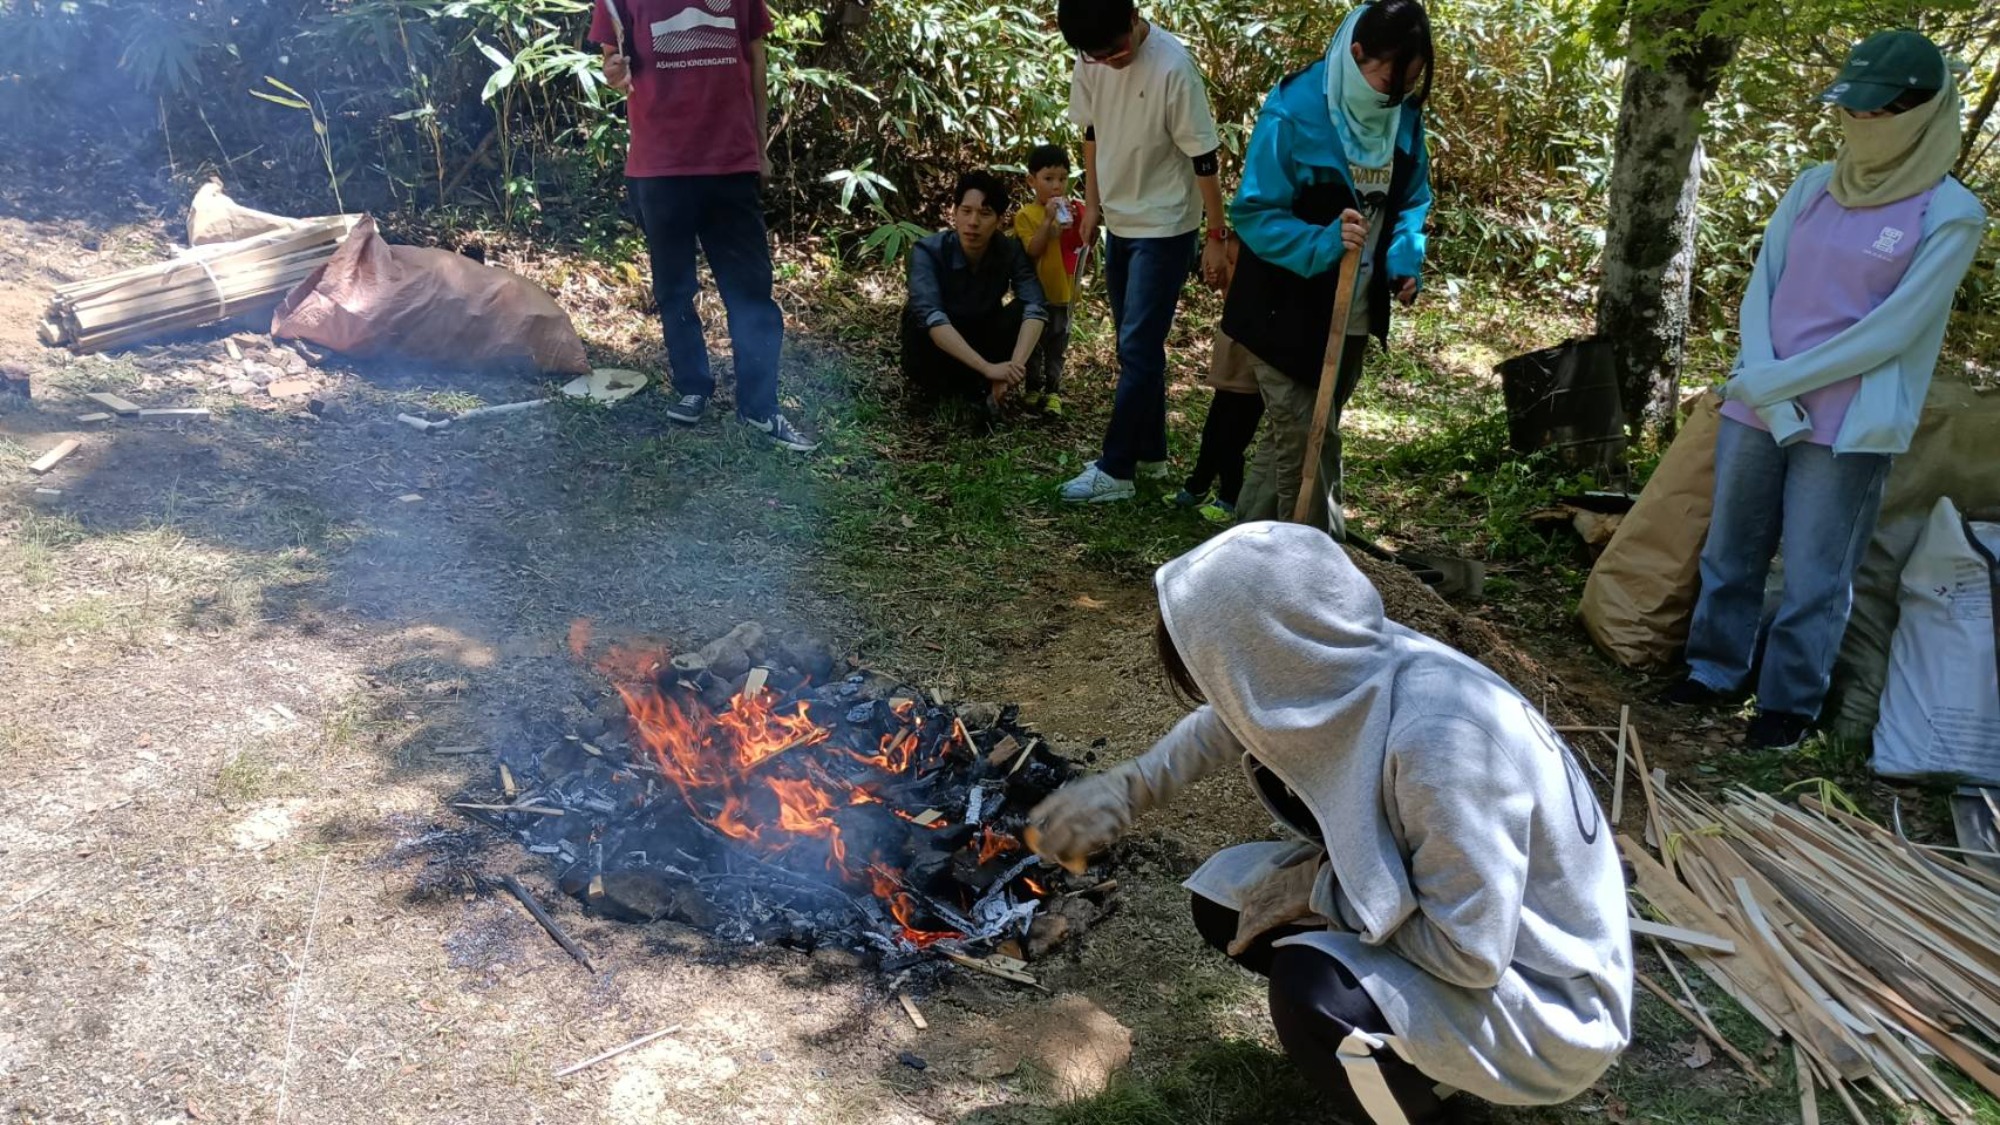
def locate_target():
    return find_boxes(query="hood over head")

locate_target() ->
[1155,521,1424,936]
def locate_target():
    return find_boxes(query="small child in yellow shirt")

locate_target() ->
[1013,144,1084,415]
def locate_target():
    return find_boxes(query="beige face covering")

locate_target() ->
[1830,73,1963,208]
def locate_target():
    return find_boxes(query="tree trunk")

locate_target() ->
[1596,25,1736,438]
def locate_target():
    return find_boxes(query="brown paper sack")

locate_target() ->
[1577,391,1721,670]
[272,216,590,376]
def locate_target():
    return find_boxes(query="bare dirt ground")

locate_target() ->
[0,179,1796,1125]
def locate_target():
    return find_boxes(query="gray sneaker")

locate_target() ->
[742,411,820,453]
[666,393,708,425]
[1138,460,1173,481]
[1059,462,1135,503]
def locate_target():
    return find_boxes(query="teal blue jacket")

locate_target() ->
[1221,62,1431,384]
[1231,62,1430,287]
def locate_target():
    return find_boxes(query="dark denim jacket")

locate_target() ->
[906,230,1049,331]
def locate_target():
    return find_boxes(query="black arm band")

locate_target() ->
[1192,149,1219,176]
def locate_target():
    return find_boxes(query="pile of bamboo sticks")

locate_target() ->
[1625,776,2000,1123]
[39,216,360,354]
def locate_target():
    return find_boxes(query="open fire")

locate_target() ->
[456,622,1111,966]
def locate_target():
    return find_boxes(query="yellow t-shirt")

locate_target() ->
[1013,203,1075,307]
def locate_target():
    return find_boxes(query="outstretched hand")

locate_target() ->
[1026,769,1136,873]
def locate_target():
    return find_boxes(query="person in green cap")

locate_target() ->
[1660,28,1987,751]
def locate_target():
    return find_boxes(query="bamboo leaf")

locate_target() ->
[250,90,312,110]
[263,76,308,100]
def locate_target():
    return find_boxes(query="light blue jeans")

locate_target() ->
[1685,418,1891,718]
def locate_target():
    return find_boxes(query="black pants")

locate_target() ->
[900,302,1023,404]
[628,173,782,421]
[1185,390,1265,505]
[1192,894,1449,1125]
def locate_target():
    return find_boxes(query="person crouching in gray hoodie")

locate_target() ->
[1027,522,1632,1124]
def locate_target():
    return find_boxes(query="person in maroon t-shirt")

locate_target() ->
[593,0,817,451]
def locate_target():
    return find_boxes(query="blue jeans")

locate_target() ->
[1097,230,1198,479]
[1686,418,1891,718]
[628,173,783,421]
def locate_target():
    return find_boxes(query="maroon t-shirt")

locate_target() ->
[589,0,772,178]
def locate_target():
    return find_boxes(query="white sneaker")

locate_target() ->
[1059,462,1135,503]
[1138,460,1173,481]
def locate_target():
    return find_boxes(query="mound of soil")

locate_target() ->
[1347,549,1577,724]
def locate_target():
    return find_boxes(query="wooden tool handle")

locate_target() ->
[1292,248,1365,526]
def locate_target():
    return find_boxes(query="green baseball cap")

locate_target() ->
[1819,29,1946,111]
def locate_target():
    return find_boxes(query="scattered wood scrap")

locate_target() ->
[84,392,140,415]
[28,439,80,475]
[43,218,360,353]
[898,993,928,1030]
[1624,754,2000,1122]
[1628,916,1735,955]
[943,949,1038,986]
[551,1024,681,1078]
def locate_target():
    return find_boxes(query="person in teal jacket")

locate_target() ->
[1224,0,1433,537]
[1661,29,1987,751]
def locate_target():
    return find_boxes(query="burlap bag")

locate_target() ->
[1577,392,1722,670]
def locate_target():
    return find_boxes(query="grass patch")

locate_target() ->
[215,744,289,804]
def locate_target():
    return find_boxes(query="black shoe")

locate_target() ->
[1746,710,1814,752]
[1657,677,1741,708]
[741,410,820,452]
[665,393,709,425]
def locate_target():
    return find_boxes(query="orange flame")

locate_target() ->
[977,826,1021,866]
[590,636,1007,950]
[1023,877,1047,896]
[868,865,963,949]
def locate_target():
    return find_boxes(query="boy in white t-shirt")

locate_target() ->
[1055,0,1229,504]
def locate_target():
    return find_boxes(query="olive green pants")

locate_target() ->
[1235,337,1368,539]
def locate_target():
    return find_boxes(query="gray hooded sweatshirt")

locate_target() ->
[1156,523,1632,1105]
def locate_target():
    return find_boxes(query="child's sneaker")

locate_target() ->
[1198,499,1235,524]
[1166,488,1205,509]
[1059,462,1135,503]
[1137,460,1173,481]
[1041,393,1064,417]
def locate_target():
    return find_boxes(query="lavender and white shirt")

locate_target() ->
[1723,186,1936,445]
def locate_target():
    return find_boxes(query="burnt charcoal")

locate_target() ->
[851,671,904,700]
[898,1052,928,1071]
[694,622,765,680]
[778,635,840,681]
[556,861,594,898]
[929,823,975,852]
[575,715,608,741]
[845,701,877,726]
[957,702,1001,732]
[1000,704,1021,727]
[1005,755,1073,810]
[591,869,718,926]
[905,846,959,895]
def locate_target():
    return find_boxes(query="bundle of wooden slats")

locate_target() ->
[39,216,360,354]
[1625,779,2000,1123]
